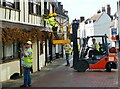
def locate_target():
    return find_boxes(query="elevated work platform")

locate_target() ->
[53,39,70,44]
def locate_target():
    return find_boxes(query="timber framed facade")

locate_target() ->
[0,0,68,82]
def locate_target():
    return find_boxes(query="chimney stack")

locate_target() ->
[102,7,105,12]
[80,16,85,22]
[107,4,111,16]
[97,10,101,14]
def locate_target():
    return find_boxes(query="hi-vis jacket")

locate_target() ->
[92,43,100,52]
[44,17,58,27]
[23,48,32,67]
[64,44,72,54]
[78,44,80,52]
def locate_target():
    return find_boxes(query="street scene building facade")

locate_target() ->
[0,0,119,88]
[0,0,69,82]
[79,3,120,52]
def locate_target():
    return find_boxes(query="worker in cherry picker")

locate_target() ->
[43,13,60,40]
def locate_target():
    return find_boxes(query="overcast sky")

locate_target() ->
[58,0,118,21]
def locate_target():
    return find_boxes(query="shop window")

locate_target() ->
[2,43,19,62]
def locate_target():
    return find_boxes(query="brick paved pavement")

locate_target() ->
[2,55,118,88]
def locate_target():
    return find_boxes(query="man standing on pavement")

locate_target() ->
[64,43,72,66]
[20,41,32,87]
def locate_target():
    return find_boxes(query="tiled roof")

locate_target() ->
[90,13,102,21]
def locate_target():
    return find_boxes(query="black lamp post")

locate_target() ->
[72,19,79,68]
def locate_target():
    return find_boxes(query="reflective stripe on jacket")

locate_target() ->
[24,48,32,67]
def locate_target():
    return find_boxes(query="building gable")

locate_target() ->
[95,12,111,24]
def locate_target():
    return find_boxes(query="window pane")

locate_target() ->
[6,0,14,8]
[6,0,14,3]
[4,44,13,59]
[13,43,18,58]
[34,4,37,14]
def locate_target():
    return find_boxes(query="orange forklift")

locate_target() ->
[72,19,118,72]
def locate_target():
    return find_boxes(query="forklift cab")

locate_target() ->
[74,34,118,72]
[80,35,109,60]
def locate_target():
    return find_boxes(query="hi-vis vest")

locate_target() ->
[97,44,100,52]
[44,17,58,27]
[78,44,80,51]
[24,48,32,67]
[64,44,72,54]
[92,43,100,52]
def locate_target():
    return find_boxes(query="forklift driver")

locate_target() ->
[88,38,100,59]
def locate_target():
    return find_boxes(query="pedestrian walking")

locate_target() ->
[64,43,72,66]
[20,41,33,87]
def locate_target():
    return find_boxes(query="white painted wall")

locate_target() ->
[85,23,94,37]
[79,21,85,38]
[85,12,111,42]
[20,0,24,22]
[94,12,111,38]
[32,41,38,72]
[25,0,29,23]
[0,60,20,82]
[118,1,120,34]
[39,46,45,69]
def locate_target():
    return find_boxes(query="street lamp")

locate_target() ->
[72,18,79,68]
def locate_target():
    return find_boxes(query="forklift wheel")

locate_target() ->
[76,60,89,72]
[106,63,111,72]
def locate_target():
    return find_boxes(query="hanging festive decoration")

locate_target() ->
[2,27,50,45]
